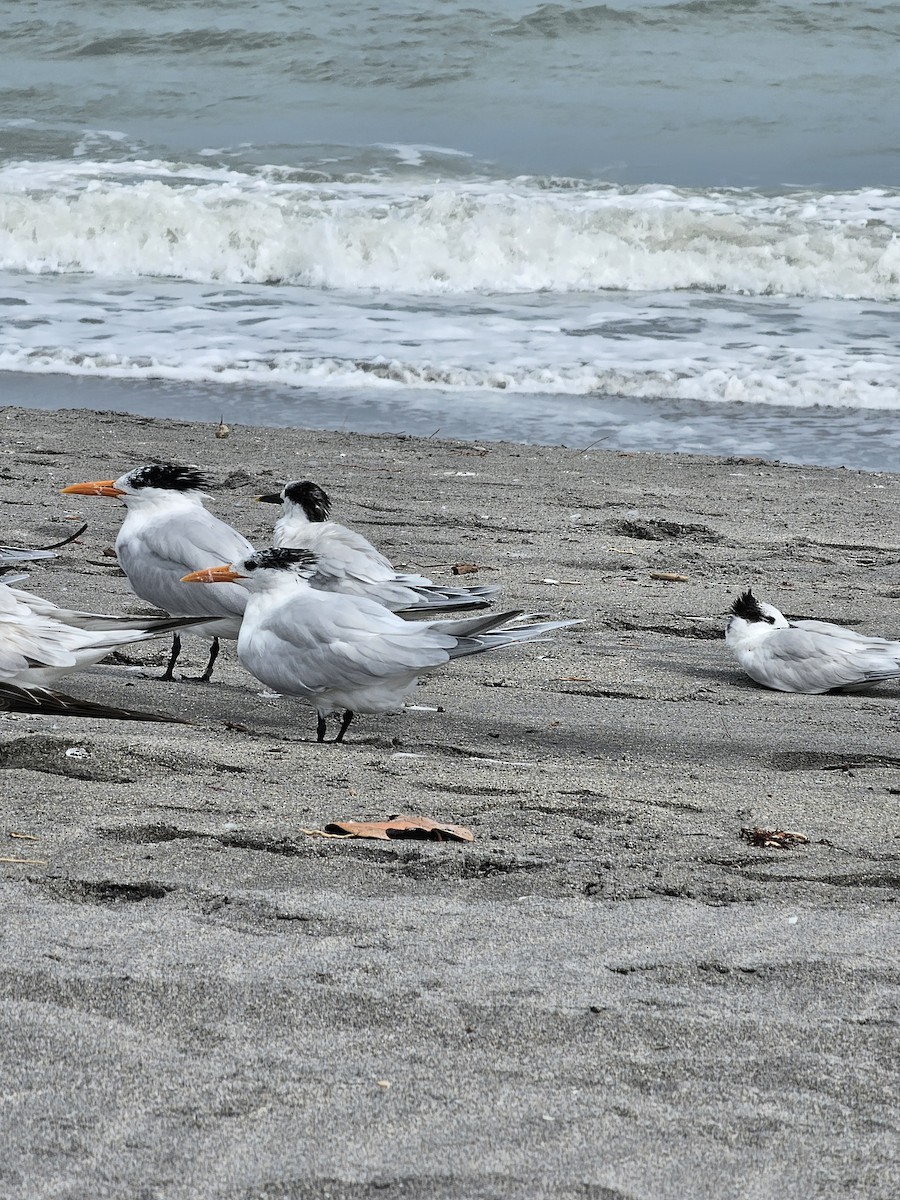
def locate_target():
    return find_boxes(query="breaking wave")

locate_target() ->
[1,161,899,300]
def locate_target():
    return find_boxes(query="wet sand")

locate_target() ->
[1,404,898,1199]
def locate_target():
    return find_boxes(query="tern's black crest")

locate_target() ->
[283,480,331,522]
[244,547,318,573]
[730,589,765,622]
[127,463,210,492]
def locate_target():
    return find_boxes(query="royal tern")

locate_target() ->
[183,547,581,742]
[726,589,900,694]
[62,464,254,681]
[0,580,202,722]
[257,480,501,613]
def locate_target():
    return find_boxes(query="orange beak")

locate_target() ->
[61,479,124,498]
[181,565,242,584]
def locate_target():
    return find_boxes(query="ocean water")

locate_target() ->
[1,0,899,469]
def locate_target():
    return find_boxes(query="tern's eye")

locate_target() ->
[244,561,257,572]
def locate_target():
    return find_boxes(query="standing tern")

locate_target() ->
[726,588,900,694]
[257,480,501,613]
[62,464,254,681]
[183,547,581,742]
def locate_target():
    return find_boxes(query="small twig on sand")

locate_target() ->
[579,436,611,452]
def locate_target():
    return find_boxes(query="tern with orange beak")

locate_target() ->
[62,464,254,681]
[258,480,501,613]
[183,547,581,742]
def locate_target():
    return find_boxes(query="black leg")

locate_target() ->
[316,714,327,742]
[160,632,181,681]
[198,636,220,683]
[334,710,354,743]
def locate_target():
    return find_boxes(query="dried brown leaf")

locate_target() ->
[322,814,474,843]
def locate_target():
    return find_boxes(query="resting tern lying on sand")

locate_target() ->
[62,464,253,682]
[257,480,501,614]
[0,579,203,721]
[183,547,581,742]
[0,579,208,686]
[726,589,900,694]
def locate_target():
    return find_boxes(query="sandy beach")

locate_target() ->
[1,403,898,1200]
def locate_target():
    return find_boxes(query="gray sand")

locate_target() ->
[1,405,898,1200]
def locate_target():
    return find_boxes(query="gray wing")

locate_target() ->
[792,618,900,647]
[0,586,76,679]
[751,627,900,693]
[276,522,397,586]
[6,584,199,633]
[278,521,499,611]
[240,591,453,695]
[117,510,252,622]
[0,546,55,563]
[0,586,126,681]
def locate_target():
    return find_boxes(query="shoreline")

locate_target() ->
[3,372,900,473]
[2,404,898,1199]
